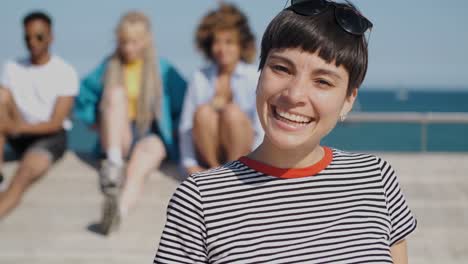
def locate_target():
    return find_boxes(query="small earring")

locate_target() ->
[340,114,347,122]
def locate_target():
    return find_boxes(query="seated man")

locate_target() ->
[0,11,78,219]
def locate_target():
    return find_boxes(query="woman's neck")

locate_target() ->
[217,62,237,75]
[125,58,144,67]
[248,139,324,169]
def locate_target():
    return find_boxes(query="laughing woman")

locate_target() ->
[74,11,186,234]
[155,0,416,263]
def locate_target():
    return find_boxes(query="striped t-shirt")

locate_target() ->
[155,147,417,263]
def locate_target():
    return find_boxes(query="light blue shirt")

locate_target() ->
[179,62,264,168]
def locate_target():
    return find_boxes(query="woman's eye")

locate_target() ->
[271,64,290,74]
[316,79,333,87]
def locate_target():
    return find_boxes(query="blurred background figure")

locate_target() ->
[74,11,186,235]
[0,11,78,219]
[179,3,263,175]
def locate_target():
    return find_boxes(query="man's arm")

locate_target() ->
[10,96,74,135]
[390,239,408,264]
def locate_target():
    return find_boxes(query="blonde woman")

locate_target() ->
[74,11,186,234]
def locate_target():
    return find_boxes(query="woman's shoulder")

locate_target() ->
[158,57,176,73]
[187,65,216,88]
[189,160,250,182]
[195,64,216,79]
[330,147,377,160]
[82,56,112,78]
[329,147,396,174]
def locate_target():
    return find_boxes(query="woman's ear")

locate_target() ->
[340,88,358,117]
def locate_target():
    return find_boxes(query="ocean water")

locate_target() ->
[353,89,468,112]
[322,89,468,152]
[67,89,468,154]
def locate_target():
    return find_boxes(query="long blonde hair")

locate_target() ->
[104,11,162,135]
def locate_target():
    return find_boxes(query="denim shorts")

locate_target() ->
[129,121,160,150]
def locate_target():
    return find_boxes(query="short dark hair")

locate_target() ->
[259,4,369,95]
[23,11,52,28]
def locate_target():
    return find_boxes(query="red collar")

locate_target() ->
[239,147,333,179]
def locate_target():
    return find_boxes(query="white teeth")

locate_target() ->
[275,107,312,123]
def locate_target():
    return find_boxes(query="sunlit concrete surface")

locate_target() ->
[0,151,467,264]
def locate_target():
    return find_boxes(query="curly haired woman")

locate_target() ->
[179,3,263,175]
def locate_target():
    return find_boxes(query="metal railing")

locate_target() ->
[345,112,468,151]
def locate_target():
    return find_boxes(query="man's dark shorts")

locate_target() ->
[7,129,67,162]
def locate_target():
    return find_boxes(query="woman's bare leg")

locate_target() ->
[219,103,254,161]
[97,87,133,234]
[192,104,222,168]
[119,135,166,216]
[99,87,132,162]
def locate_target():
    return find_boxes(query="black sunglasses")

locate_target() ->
[287,0,373,36]
[24,33,46,43]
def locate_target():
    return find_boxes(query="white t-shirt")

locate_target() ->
[0,55,79,126]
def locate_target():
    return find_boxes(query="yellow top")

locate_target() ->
[124,59,143,120]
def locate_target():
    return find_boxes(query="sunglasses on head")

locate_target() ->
[24,33,46,43]
[287,0,373,36]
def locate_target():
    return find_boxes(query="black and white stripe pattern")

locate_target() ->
[155,149,417,263]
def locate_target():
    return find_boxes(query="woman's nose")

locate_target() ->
[281,75,309,105]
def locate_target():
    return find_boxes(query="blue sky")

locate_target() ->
[1,0,467,89]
